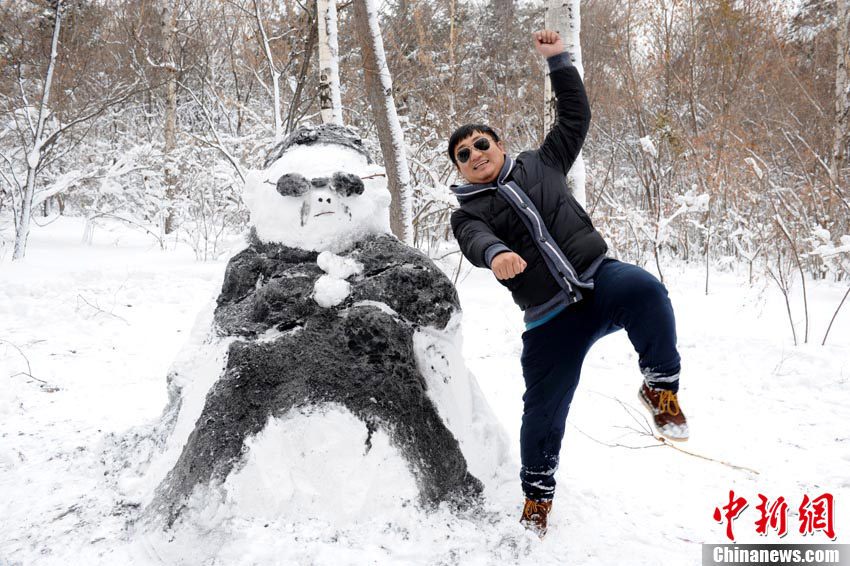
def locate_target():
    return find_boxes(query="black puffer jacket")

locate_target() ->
[450,54,608,316]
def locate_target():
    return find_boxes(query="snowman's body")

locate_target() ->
[140,126,511,531]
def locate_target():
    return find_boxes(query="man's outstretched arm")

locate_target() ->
[534,30,592,176]
[450,208,527,279]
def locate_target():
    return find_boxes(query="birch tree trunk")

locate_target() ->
[353,0,413,244]
[833,0,850,186]
[447,0,458,117]
[162,0,179,234]
[13,0,63,260]
[544,0,587,208]
[317,0,343,124]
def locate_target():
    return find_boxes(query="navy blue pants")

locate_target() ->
[519,258,681,501]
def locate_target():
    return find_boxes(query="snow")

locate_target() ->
[350,299,398,316]
[673,190,709,211]
[811,227,850,261]
[745,157,764,180]
[2,216,849,565]
[639,135,658,158]
[137,405,423,566]
[242,144,391,253]
[224,405,419,522]
[26,147,41,170]
[313,275,351,308]
[412,314,513,483]
[317,250,362,279]
[312,251,363,307]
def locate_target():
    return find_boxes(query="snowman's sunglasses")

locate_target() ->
[455,138,491,164]
[275,171,364,197]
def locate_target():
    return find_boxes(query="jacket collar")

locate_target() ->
[450,155,515,203]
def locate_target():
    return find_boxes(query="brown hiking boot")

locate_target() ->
[639,383,689,441]
[519,498,553,539]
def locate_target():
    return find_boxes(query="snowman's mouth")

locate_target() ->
[314,212,335,217]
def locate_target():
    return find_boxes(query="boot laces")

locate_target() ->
[523,500,549,519]
[658,390,681,416]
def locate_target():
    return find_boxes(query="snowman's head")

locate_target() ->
[243,126,391,252]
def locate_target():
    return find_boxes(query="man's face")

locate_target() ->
[454,131,505,184]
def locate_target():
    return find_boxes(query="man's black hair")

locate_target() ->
[448,124,501,166]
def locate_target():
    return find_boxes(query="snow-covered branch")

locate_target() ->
[253,0,283,140]
[179,81,246,184]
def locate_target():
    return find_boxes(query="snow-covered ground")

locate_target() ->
[1,216,848,565]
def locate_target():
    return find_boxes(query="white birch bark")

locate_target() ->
[353,0,413,244]
[254,0,283,140]
[162,0,179,234]
[545,0,587,208]
[13,0,63,260]
[317,0,343,124]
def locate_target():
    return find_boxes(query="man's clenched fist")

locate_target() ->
[533,30,565,59]
[491,252,527,280]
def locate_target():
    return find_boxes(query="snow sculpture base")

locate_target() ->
[145,233,494,527]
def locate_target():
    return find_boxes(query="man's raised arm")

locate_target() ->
[534,30,592,176]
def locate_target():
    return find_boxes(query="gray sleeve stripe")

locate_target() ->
[484,243,512,268]
[546,52,574,72]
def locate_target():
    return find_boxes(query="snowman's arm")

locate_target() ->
[351,237,459,329]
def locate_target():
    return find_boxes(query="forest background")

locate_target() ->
[1,0,848,345]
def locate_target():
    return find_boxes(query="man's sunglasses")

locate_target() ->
[456,138,491,164]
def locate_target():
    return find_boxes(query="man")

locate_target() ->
[448,30,689,538]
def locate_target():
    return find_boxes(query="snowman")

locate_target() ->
[134,125,511,534]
